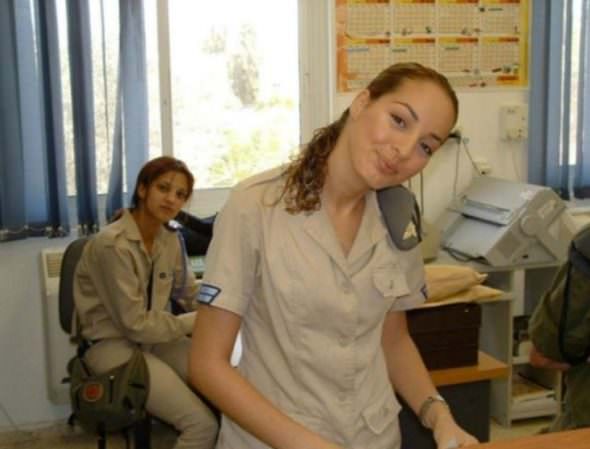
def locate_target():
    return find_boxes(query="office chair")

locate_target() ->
[58,237,152,449]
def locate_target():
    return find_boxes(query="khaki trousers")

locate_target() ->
[85,337,218,449]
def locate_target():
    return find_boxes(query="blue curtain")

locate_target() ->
[574,0,590,197]
[106,0,150,221]
[0,0,69,242]
[66,0,99,233]
[529,0,590,199]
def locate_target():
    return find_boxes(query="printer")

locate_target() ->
[439,176,573,267]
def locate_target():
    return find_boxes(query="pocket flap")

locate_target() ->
[373,265,410,298]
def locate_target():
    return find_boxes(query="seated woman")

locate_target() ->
[73,156,218,449]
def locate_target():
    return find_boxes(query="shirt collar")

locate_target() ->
[302,190,389,270]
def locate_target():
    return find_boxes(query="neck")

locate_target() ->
[324,138,368,213]
[131,208,162,250]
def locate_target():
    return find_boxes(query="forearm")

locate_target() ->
[385,332,438,414]
[382,312,454,431]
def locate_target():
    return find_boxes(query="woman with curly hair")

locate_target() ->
[189,63,477,449]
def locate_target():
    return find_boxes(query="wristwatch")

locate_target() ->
[418,394,449,427]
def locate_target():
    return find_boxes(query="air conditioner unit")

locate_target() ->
[40,247,75,404]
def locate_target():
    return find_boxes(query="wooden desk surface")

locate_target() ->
[430,352,509,387]
[470,428,590,448]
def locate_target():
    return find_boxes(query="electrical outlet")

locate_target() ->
[500,104,528,141]
[473,157,492,175]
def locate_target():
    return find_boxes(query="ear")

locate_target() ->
[350,89,370,119]
[137,183,147,201]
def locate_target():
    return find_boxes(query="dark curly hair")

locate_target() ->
[279,62,458,214]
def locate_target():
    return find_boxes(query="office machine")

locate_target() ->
[439,176,573,267]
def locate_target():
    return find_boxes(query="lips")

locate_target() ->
[376,152,398,176]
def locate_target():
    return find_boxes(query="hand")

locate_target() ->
[529,344,570,371]
[432,412,478,449]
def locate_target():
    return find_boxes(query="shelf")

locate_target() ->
[429,351,509,387]
[510,396,559,420]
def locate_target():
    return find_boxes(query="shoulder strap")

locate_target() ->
[377,185,422,251]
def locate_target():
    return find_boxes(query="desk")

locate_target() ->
[400,352,509,449]
[470,428,590,449]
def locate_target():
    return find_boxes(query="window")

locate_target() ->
[55,0,330,197]
[166,1,300,188]
[528,0,590,199]
[56,0,162,195]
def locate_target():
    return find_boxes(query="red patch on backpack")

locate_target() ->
[82,382,104,402]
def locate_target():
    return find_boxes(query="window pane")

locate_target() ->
[57,0,161,195]
[167,1,300,188]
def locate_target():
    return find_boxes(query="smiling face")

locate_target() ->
[137,170,190,224]
[345,78,456,190]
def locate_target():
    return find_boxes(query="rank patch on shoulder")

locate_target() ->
[197,283,221,304]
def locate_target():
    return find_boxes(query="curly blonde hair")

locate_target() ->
[279,63,458,214]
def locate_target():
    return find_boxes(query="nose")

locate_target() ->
[164,191,176,204]
[392,131,419,160]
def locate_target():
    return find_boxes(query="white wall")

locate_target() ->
[0,237,73,431]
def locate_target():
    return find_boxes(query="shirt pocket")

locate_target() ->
[361,395,401,435]
[372,264,410,300]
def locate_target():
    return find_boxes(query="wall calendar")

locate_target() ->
[336,0,529,92]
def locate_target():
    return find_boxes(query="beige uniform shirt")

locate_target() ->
[74,210,197,343]
[200,168,426,449]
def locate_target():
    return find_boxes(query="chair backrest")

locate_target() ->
[58,237,90,334]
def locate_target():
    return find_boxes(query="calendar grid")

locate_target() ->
[336,0,529,92]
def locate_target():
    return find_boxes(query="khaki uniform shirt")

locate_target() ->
[200,168,426,449]
[74,210,197,343]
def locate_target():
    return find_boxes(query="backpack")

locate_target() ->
[67,347,150,435]
[529,224,590,365]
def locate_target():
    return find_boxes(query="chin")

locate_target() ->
[369,173,402,190]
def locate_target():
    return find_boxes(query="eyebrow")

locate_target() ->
[395,101,443,143]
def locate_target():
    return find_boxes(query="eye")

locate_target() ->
[176,190,188,201]
[157,183,171,193]
[390,114,406,129]
[419,142,433,157]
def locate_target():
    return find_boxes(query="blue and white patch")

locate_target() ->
[420,284,428,300]
[197,283,222,304]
